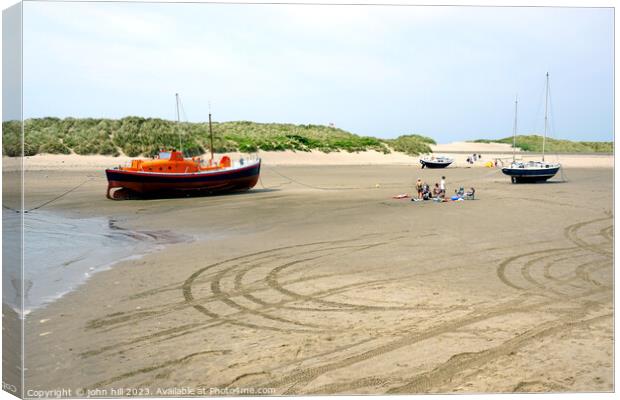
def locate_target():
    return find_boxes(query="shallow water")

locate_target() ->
[2,209,189,315]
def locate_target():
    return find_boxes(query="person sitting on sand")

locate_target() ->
[422,183,431,200]
[416,178,423,199]
[432,183,442,198]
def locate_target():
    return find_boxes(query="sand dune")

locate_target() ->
[6,144,613,172]
[430,141,517,153]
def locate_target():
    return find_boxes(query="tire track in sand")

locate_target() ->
[90,244,372,332]
[258,218,613,393]
[496,247,575,291]
[259,287,609,394]
[563,217,612,258]
[182,235,410,333]
[386,312,611,394]
[496,217,612,294]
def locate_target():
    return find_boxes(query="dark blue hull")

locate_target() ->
[501,166,560,183]
[420,160,452,169]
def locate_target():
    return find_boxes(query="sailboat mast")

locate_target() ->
[175,93,182,153]
[512,95,518,163]
[542,72,549,162]
[208,102,214,164]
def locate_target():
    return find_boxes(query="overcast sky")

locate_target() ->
[20,2,613,142]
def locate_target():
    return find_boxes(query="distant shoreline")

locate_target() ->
[431,151,613,156]
[3,119,612,159]
[4,148,613,171]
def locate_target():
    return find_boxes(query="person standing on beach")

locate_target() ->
[416,178,423,199]
[440,176,446,198]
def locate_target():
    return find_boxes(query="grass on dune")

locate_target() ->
[384,134,434,156]
[2,117,435,157]
[4,119,608,158]
[472,135,612,153]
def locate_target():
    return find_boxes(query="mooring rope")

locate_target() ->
[262,164,497,192]
[23,177,93,213]
[558,166,569,183]
[264,166,362,191]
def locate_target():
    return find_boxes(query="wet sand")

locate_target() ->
[15,165,613,395]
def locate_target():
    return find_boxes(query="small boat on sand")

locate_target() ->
[106,94,261,199]
[420,155,454,169]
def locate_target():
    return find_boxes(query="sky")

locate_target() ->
[16,2,615,142]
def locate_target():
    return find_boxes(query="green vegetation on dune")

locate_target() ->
[2,120,23,157]
[2,118,436,157]
[384,134,434,156]
[218,120,389,154]
[473,135,612,153]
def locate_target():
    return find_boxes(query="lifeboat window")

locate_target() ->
[159,167,162,171]
[168,166,172,170]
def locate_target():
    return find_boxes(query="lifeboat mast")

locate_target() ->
[208,101,214,165]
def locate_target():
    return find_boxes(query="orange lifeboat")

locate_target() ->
[105,150,261,199]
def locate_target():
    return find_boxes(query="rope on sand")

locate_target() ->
[3,174,103,214]
[2,204,20,213]
[263,166,362,191]
[25,177,93,213]
[263,165,499,192]
[558,167,569,183]
[259,170,293,190]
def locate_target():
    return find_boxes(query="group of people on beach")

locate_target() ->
[466,153,482,164]
[414,176,475,202]
[414,176,446,200]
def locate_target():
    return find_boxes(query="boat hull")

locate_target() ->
[501,166,560,183]
[420,160,452,169]
[106,161,261,198]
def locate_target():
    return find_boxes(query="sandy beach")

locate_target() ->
[12,141,613,171]
[6,150,613,395]
[4,0,614,395]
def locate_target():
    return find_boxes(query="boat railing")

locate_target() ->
[232,153,261,168]
[422,155,453,163]
[112,152,261,171]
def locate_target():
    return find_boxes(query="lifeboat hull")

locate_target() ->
[106,161,261,199]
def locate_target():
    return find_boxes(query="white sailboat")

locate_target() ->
[501,73,561,183]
